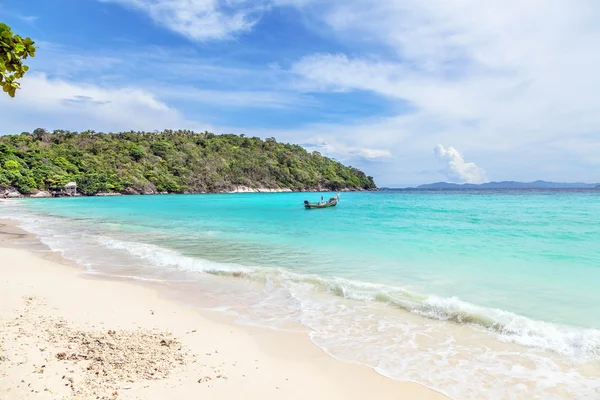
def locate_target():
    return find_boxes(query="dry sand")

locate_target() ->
[0,220,448,400]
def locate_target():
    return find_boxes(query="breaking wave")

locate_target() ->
[96,236,600,361]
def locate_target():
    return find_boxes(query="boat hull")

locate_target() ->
[304,202,337,209]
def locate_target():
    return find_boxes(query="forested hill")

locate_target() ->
[0,130,376,196]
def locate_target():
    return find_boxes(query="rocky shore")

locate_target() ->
[0,186,377,199]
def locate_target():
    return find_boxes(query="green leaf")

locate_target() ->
[0,23,36,98]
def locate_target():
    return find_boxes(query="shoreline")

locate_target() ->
[1,187,379,199]
[0,218,448,400]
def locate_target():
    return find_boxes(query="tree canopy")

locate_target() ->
[0,23,36,97]
[0,130,376,195]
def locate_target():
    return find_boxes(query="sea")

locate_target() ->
[2,190,600,399]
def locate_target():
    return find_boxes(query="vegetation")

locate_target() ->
[0,130,376,195]
[0,23,36,97]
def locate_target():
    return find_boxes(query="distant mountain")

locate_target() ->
[417,180,598,189]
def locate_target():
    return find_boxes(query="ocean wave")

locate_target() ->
[96,236,256,276]
[330,280,600,360]
[94,236,600,361]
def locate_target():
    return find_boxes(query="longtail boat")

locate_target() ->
[304,194,340,209]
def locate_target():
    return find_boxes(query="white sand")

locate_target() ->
[0,244,448,399]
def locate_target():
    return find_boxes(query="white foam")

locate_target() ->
[315,277,600,361]
[82,235,600,363]
[96,236,255,275]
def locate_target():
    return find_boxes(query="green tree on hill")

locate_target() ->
[0,130,376,195]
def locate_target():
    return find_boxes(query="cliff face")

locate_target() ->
[0,130,376,196]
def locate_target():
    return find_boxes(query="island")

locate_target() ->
[0,130,376,197]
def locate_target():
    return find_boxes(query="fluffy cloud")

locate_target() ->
[100,0,264,40]
[302,139,391,161]
[0,73,203,133]
[434,144,488,184]
[285,0,600,183]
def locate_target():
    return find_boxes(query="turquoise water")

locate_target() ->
[3,190,600,399]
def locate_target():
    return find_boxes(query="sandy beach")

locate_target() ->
[0,219,448,400]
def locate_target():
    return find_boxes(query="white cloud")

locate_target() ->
[0,73,204,133]
[101,0,264,40]
[156,86,315,109]
[284,0,600,183]
[434,144,487,184]
[303,139,392,161]
[17,15,38,23]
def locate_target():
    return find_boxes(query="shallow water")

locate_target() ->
[2,190,600,399]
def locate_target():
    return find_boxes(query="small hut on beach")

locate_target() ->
[51,182,78,197]
[65,182,77,196]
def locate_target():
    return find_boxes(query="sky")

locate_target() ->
[1,0,599,186]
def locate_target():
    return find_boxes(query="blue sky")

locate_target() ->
[1,0,599,186]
